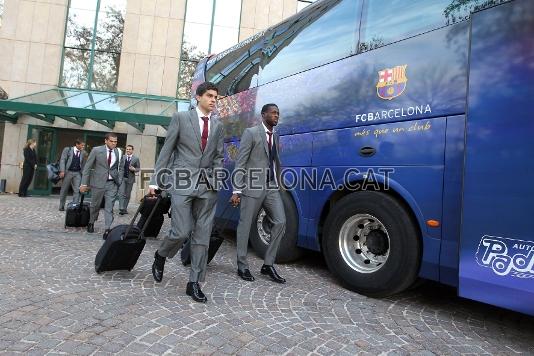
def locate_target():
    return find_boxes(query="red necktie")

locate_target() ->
[201,116,209,152]
[267,131,273,152]
[107,149,112,167]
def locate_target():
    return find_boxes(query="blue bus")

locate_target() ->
[190,0,533,315]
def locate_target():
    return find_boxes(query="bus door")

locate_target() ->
[459,0,534,315]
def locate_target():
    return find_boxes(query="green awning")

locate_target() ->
[0,88,190,131]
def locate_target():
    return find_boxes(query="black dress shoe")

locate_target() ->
[102,229,111,240]
[238,269,255,281]
[87,223,95,233]
[186,282,207,303]
[59,207,65,212]
[152,251,165,283]
[260,265,286,284]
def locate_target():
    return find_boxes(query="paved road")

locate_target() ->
[0,194,533,355]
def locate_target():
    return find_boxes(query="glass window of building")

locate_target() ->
[61,0,126,92]
[177,0,242,99]
[0,0,4,27]
[297,0,316,12]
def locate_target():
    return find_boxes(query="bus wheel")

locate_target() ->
[250,191,303,263]
[323,191,421,297]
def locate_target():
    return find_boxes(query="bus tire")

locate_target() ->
[323,191,421,297]
[249,191,303,263]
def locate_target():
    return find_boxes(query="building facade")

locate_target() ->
[0,0,315,198]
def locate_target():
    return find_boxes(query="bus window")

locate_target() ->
[205,31,264,96]
[258,0,360,86]
[358,0,451,53]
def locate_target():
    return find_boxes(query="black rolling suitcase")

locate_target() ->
[65,194,90,228]
[94,193,164,274]
[136,194,171,238]
[180,204,232,266]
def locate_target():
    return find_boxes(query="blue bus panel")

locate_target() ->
[459,0,534,315]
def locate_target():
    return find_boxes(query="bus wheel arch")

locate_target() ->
[321,189,422,297]
[249,190,304,263]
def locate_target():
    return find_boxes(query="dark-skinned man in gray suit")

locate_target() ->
[149,82,224,303]
[80,132,122,238]
[230,104,286,284]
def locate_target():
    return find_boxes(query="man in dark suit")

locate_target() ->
[230,103,286,283]
[118,144,141,215]
[149,82,224,303]
[58,139,87,211]
[80,133,122,238]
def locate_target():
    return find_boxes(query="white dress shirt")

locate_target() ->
[106,146,119,180]
[196,107,211,137]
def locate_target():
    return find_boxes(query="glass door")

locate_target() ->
[29,126,57,195]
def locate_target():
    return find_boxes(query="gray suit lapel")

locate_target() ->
[100,146,107,164]
[189,110,202,151]
[203,118,219,154]
[111,148,119,168]
[258,124,270,158]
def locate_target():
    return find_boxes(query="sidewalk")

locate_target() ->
[0,194,533,355]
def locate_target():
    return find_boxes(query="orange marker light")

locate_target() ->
[426,220,440,228]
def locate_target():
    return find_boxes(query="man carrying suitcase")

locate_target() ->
[149,82,224,303]
[80,133,122,238]
[230,103,286,284]
[58,139,87,211]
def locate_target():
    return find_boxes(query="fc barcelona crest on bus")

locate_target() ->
[376,65,407,100]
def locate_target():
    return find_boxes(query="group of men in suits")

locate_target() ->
[149,82,287,303]
[58,135,140,238]
[58,81,287,304]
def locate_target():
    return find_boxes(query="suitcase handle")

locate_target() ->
[78,193,85,211]
[123,192,165,240]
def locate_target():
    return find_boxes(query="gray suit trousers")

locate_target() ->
[59,171,81,208]
[236,189,286,271]
[157,192,217,283]
[118,180,134,210]
[89,180,118,229]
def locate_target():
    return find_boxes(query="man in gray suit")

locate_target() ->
[149,82,224,303]
[118,144,141,215]
[58,139,87,211]
[230,103,286,284]
[80,133,122,237]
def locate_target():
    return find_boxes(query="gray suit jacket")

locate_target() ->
[150,110,224,196]
[119,155,140,184]
[81,145,123,189]
[59,146,87,172]
[233,124,282,198]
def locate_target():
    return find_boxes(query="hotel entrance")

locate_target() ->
[27,125,127,195]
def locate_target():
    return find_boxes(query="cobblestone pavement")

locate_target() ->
[0,194,533,355]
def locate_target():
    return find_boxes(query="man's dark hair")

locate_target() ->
[196,82,218,97]
[261,103,278,114]
[105,132,118,140]
[126,144,134,149]
[75,138,84,145]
